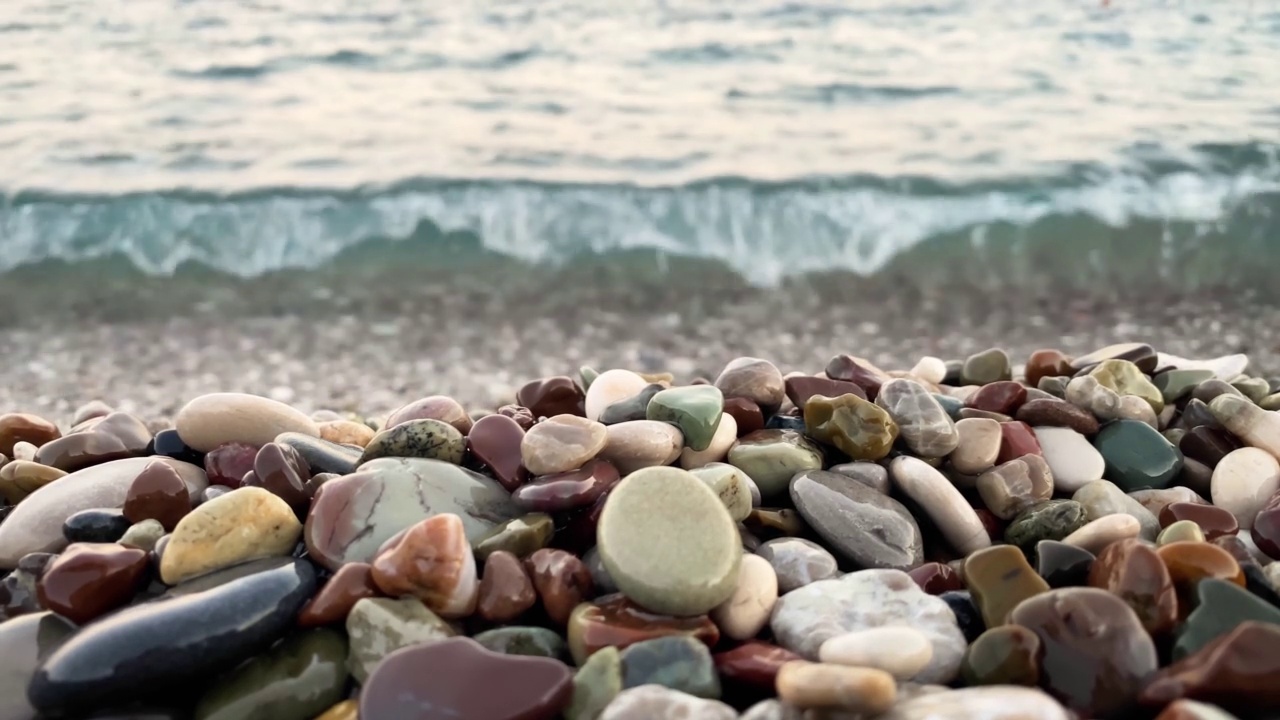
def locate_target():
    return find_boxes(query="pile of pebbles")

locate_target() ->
[0,341,1278,720]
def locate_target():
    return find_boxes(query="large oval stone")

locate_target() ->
[1093,419,1184,492]
[176,393,319,452]
[193,628,348,720]
[161,486,301,585]
[790,469,922,570]
[305,458,519,571]
[875,379,959,458]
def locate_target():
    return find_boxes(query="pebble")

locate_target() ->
[204,442,259,487]
[566,593,720,666]
[1014,398,1100,435]
[908,562,964,595]
[123,458,194,531]
[961,625,1041,687]
[790,468,923,569]
[464,413,529,491]
[371,513,478,618]
[879,686,1070,720]
[1211,447,1280,529]
[714,357,785,412]
[359,417,466,465]
[1209,393,1280,459]
[997,420,1043,464]
[1158,519,1207,545]
[1004,500,1088,555]
[890,456,990,556]
[0,459,66,504]
[596,466,740,616]
[193,628,348,720]
[804,393,899,460]
[1033,427,1104,492]
[1072,479,1161,541]
[567,645,622,720]
[709,554,777,640]
[784,375,866,409]
[976,455,1054,520]
[512,459,620,512]
[526,547,595,625]
[161,486,301,584]
[646,385,724,452]
[1063,512,1143,553]
[825,354,893,399]
[688,462,755,521]
[118,518,165,551]
[297,561,379,627]
[966,380,1027,415]
[1093,418,1184,491]
[964,545,1050,627]
[600,384,665,426]
[0,413,60,457]
[63,507,132,543]
[714,641,801,691]
[1141,621,1280,716]
[1089,538,1177,636]
[474,625,568,658]
[384,395,473,435]
[876,379,960,457]
[345,596,454,683]
[0,612,76,720]
[678,411,737,469]
[597,420,683,475]
[1131,486,1208,516]
[755,537,839,593]
[473,512,555,560]
[620,635,720,699]
[317,419,376,447]
[34,411,152,473]
[961,348,1012,385]
[950,418,1001,475]
[1089,359,1164,414]
[818,627,933,680]
[521,414,609,476]
[911,356,948,384]
[776,661,896,714]
[1172,578,1280,661]
[770,569,966,683]
[727,429,823,498]
[175,393,319,452]
[599,685,735,720]
[586,369,650,422]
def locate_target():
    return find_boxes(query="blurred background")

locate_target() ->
[1,0,1278,421]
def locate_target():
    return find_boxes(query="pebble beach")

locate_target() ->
[2,338,1280,719]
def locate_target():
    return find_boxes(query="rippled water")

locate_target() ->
[1,0,1278,284]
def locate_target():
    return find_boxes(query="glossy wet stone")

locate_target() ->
[727,429,823,498]
[345,596,454,683]
[1005,501,1088,556]
[473,512,555,560]
[1210,447,1280,530]
[876,379,959,457]
[620,635,720,699]
[804,393,898,460]
[756,537,838,593]
[907,562,963,595]
[976,455,1054,520]
[37,542,148,625]
[966,381,1027,415]
[1159,502,1239,540]
[1072,343,1157,373]
[1014,398,1100,435]
[360,636,573,720]
[1173,578,1280,660]
[715,357,785,412]
[466,413,529,491]
[176,393,318,453]
[764,414,804,432]
[1087,538,1177,636]
[1010,587,1157,718]
[645,385,724,452]
[29,559,316,716]
[521,415,609,476]
[583,369,646,421]
[162,486,301,584]
[518,376,587,421]
[0,413,60,457]
[1179,426,1241,469]
[477,551,537,623]
[510,460,616,514]
[1141,620,1280,715]
[962,349,1012,386]
[63,508,132,543]
[34,412,152,473]
[825,354,893,400]
[1158,541,1245,615]
[790,469,922,570]
[784,376,866,410]
[1072,479,1160,540]
[202,442,258,488]
[305,457,518,570]
[193,628,348,720]
[1257,504,1280,560]
[598,420,682,475]
[713,641,801,690]
[273,432,360,478]
[149,428,205,466]
[1158,520,1207,545]
[1089,359,1164,414]
[961,625,1041,687]
[1093,418,1184,491]
[384,396,473,435]
[0,460,67,505]
[964,545,1050,627]
[526,548,594,625]
[123,459,193,531]
[567,593,720,666]
[318,419,376,447]
[598,384,663,427]
[474,626,567,658]
[297,561,379,627]
[371,513,478,618]
[247,441,311,509]
[567,645,622,720]
[1025,350,1072,389]
[718,396,763,438]
[498,404,538,430]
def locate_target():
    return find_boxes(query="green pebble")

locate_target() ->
[1153,369,1215,404]
[620,635,720,699]
[1004,500,1088,556]
[194,629,347,720]
[358,418,465,465]
[580,366,599,392]
[961,348,1012,386]
[1232,377,1272,404]
[646,386,725,451]
[1089,359,1164,414]
[473,626,566,658]
[726,429,823,498]
[1156,520,1205,545]
[1037,376,1069,398]
[1174,579,1280,660]
[567,646,622,720]
[961,625,1041,687]
[1092,419,1183,492]
[472,512,554,561]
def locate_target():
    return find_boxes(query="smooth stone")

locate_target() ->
[203,442,258,487]
[599,385,665,427]
[597,421,682,476]
[1195,379,1245,404]
[961,625,1041,687]
[314,700,358,720]
[521,415,609,476]
[0,612,76,720]
[727,430,823,498]
[961,349,1012,386]
[1180,426,1241,469]
[1257,503,1280,560]
[1180,457,1216,497]
[890,456,990,556]
[1173,578,1280,660]
[709,554,777,641]
[1159,542,1247,616]
[275,432,360,476]
[1159,501,1238,540]
[722,396,765,436]
[1130,487,1209,517]
[193,628,347,720]
[34,412,152,473]
[371,514,478,618]
[950,418,1001,475]
[996,421,1042,465]
[678,412,736,469]
[583,546,618,595]
[246,441,311,509]
[10,441,36,462]
[1093,419,1184,491]
[764,414,805,432]
[790,469,923,570]
[1037,376,1069,399]
[1033,427,1103,493]
[964,545,1050,627]
[688,463,754,522]
[0,414,60,457]
[1010,587,1157,718]
[384,396,472,436]
[939,590,985,643]
[1156,369,1217,403]
[345,596,454,683]
[769,569,966,684]
[645,386,724,452]
[123,459,193,531]
[1015,398,1100,435]
[0,555,49,621]
[804,393,898,460]
[566,594,720,666]
[512,459,620,513]
[1088,538,1178,636]
[29,560,316,716]
[0,460,67,505]
[518,376,586,419]
[161,486,300,585]
[359,418,465,466]
[297,562,379,627]
[498,405,538,430]
[1025,350,1073,388]
[37,543,148,625]
[175,394,318,453]
[828,461,890,494]
[1141,621,1280,715]
[1067,375,1158,427]
[818,627,933,680]
[359,636,572,720]
[976,455,1054,520]
[876,379,959,458]
[1073,343,1157,373]
[911,356,948,385]
[959,408,1011,422]
[149,428,205,466]
[775,660,895,713]
[713,641,801,691]
[317,419,376,447]
[476,551,537,623]
[619,635,719,699]
[63,508,131,543]
[966,381,1027,415]
[599,685,734,720]
[119,519,165,551]
[465,414,529,491]
[908,562,964,595]
[756,537,839,593]
[526,548,594,626]
[473,512,555,560]
[825,355,893,400]
[1090,359,1164,414]
[743,507,808,539]
[474,626,567,658]
[934,393,965,420]
[566,646,621,720]
[715,357,785,412]
[1211,447,1280,529]
[784,376,866,410]
[585,370,650,422]
[305,457,519,570]
[1156,352,1248,381]
[1210,394,1280,459]
[596,466,740,616]
[1158,520,1207,545]
[1004,501,1089,556]
[1072,479,1161,541]
[879,686,1070,720]
[0,457,206,568]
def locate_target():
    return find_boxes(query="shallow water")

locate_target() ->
[1,0,1278,285]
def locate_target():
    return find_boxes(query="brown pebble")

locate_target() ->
[476,551,537,623]
[297,562,380,627]
[525,548,594,626]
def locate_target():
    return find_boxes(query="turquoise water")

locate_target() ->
[1,0,1278,285]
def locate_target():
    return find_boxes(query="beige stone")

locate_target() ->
[714,357,785,410]
[597,420,683,476]
[1061,514,1140,554]
[910,357,948,385]
[710,554,778,641]
[175,393,319,452]
[679,412,737,469]
[1211,394,1280,461]
[890,456,990,555]
[317,420,375,447]
[520,415,608,476]
[819,626,933,680]
[879,686,1069,720]
[776,661,896,713]
[689,462,755,521]
[0,460,67,505]
[950,418,1001,475]
[160,486,301,584]
[585,369,650,422]
[1211,446,1280,529]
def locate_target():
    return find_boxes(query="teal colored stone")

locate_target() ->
[580,366,599,392]
[1092,419,1183,492]
[1154,369,1214,404]
[473,626,567,659]
[1004,500,1088,556]
[194,629,348,720]
[619,635,720,699]
[647,386,724,451]
[933,394,964,421]
[1173,579,1280,660]
[567,645,622,720]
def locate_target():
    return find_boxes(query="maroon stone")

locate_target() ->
[713,641,803,689]
[477,551,537,624]
[551,491,610,555]
[723,397,765,437]
[824,355,891,401]
[203,442,259,488]
[975,508,1006,543]
[784,376,866,410]
[1014,399,1100,435]
[1024,350,1073,389]
[297,562,380,627]
[511,459,620,512]
[359,636,572,720]
[1140,621,1280,714]
[516,377,585,419]
[497,405,536,431]
[252,442,312,508]
[1088,538,1177,636]
[907,562,964,595]
[1254,506,1280,561]
[569,594,720,662]
[466,414,529,492]
[525,548,594,626]
[966,381,1028,415]
[1158,502,1239,541]
[36,543,148,625]
[1179,427,1242,469]
[33,412,151,473]
[996,421,1042,464]
[122,459,193,531]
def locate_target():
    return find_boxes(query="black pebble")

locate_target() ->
[939,590,985,643]
[147,429,205,466]
[64,509,132,544]
[764,414,805,432]
[1034,539,1095,588]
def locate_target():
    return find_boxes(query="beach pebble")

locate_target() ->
[175,393,319,452]
[965,545,1050,627]
[727,429,823,498]
[567,645,622,720]
[1072,479,1161,540]
[710,554,777,640]
[1088,538,1177,636]
[600,384,664,426]
[776,661,895,713]
[161,486,301,584]
[345,596,454,683]
[688,462,755,521]
[1033,427,1104,492]
[566,593,720,666]
[967,381,1027,415]
[62,508,131,543]
[620,635,720,698]
[0,612,76,720]
[36,543,148,625]
[0,460,66,505]
[804,393,898,460]
[876,379,959,458]
[1089,359,1164,414]
[890,456,990,556]
[473,625,567,658]
[526,548,595,625]
[790,469,923,570]
[826,355,893,399]
[0,413,60,457]
[828,461,890,494]
[118,518,165,551]
[586,370,650,422]
[1129,486,1207,517]
[678,411,736,469]
[317,419,375,447]
[1210,446,1280,529]
[474,512,555,560]
[273,432,358,478]
[784,375,866,410]
[359,418,466,465]
[976,455,1054,520]
[34,412,152,473]
[646,385,724,452]
[1015,398,1100,435]
[521,414,608,476]
[122,458,193,531]
[598,420,682,475]
[512,459,619,513]
[770,569,966,684]
[950,418,1001,475]
[962,349,1012,386]
[597,466,740,616]
[383,395,473,435]
[1093,419,1183,491]
[960,625,1041,687]
[371,514,478,619]
[818,627,933,679]
[756,537,839,593]
[1061,513,1141,554]
[466,413,529,491]
[297,562,379,628]
[192,628,347,720]
[911,356,948,385]
[715,357,785,411]
[600,685,735,720]
[879,687,1070,720]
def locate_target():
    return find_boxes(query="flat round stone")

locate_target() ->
[597,466,741,616]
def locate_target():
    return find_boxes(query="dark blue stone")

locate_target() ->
[939,590,985,643]
[28,559,316,716]
[63,509,132,543]
[147,429,205,466]
[275,432,360,476]
[764,414,805,432]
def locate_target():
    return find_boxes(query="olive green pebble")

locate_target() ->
[1004,500,1088,556]
[1154,369,1214,404]
[567,646,622,720]
[647,386,725,452]
[580,366,599,391]
[194,629,348,720]
[1157,520,1206,545]
[358,418,465,465]
[961,349,1012,386]
[472,513,555,561]
[473,626,567,659]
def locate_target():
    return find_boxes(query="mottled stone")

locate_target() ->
[474,625,567,658]
[597,420,682,475]
[962,349,1012,386]
[476,551,536,623]
[518,376,586,419]
[976,455,1054,520]
[1004,501,1088,556]
[961,625,1041,687]
[1141,621,1280,714]
[0,413,60,457]
[890,456,990,556]
[297,562,379,627]
[951,418,1001,475]
[1067,375,1158,427]
[0,460,66,505]
[1090,359,1164,414]
[37,542,148,625]
[193,628,347,720]
[713,641,801,691]
[1072,479,1161,541]
[567,593,719,666]
[1158,520,1207,545]
[776,660,896,713]
[876,379,959,457]
[1159,542,1246,619]
[727,430,823,498]
[384,395,473,435]
[1094,419,1184,491]
[360,418,466,466]
[1210,447,1280,529]
[175,393,318,453]
[1089,538,1177,635]
[525,548,594,626]
[62,508,131,543]
[791,468,923,570]
[513,459,620,513]
[123,459,193,531]
[804,393,898,460]
[965,545,1050,627]
[819,627,933,680]
[345,596,454,683]
[1130,486,1209,517]
[996,421,1042,465]
[161,486,301,584]
[756,537,838,593]
[1015,398,1100,435]
[599,685,735,720]
[646,386,724,452]
[686,462,754,522]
